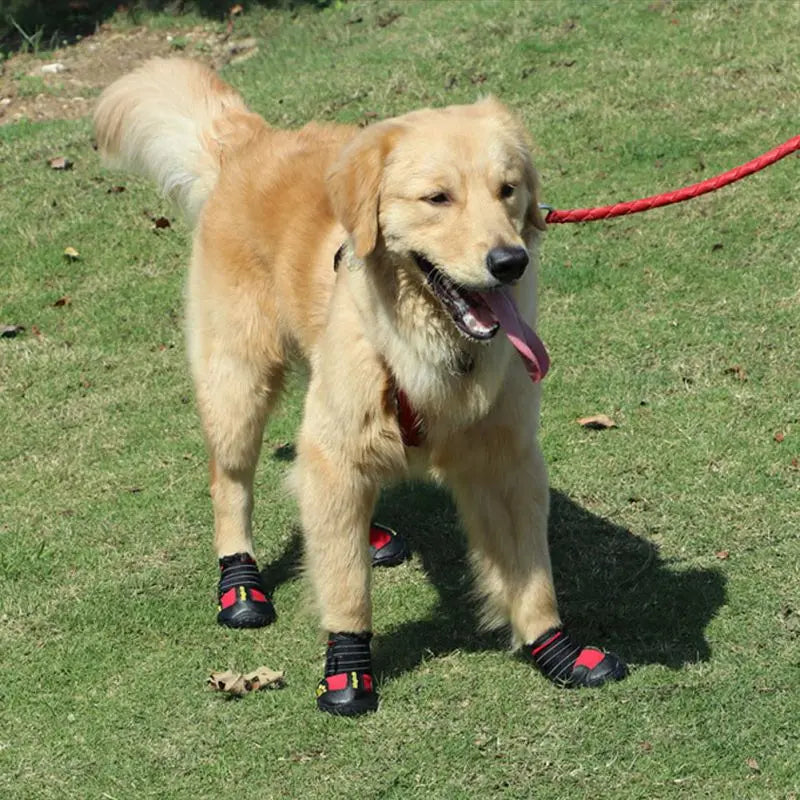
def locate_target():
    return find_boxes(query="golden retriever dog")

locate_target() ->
[94,58,626,715]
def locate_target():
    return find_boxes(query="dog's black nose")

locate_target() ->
[486,246,529,284]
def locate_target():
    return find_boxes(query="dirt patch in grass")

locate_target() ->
[0,22,258,125]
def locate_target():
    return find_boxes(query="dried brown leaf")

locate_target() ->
[715,550,730,560]
[746,757,760,772]
[207,667,285,697]
[577,414,617,430]
[774,431,785,443]
[208,669,247,696]
[153,216,171,229]
[246,667,285,690]
[48,156,73,170]
[53,296,71,307]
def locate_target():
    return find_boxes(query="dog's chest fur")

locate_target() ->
[325,247,532,444]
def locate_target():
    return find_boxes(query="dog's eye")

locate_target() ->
[500,183,516,199]
[424,192,451,206]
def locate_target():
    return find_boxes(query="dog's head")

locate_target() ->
[327,98,545,342]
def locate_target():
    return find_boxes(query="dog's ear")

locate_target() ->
[524,160,547,232]
[327,122,401,258]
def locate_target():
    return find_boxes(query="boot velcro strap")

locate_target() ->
[218,558,263,593]
[317,671,374,695]
[324,632,372,676]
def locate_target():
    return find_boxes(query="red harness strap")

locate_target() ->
[394,385,424,447]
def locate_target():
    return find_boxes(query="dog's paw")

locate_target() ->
[316,671,378,716]
[524,627,628,688]
[216,553,276,629]
[566,647,628,688]
[316,632,378,715]
[369,522,410,568]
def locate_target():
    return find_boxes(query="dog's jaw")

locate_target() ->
[411,252,501,342]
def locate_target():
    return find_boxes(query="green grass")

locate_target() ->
[1,1,799,798]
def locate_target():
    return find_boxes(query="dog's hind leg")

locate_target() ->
[200,357,285,560]
[186,262,287,627]
[195,349,286,628]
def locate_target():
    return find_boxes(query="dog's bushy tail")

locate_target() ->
[94,58,264,226]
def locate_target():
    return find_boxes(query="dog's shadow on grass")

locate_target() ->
[260,455,726,678]
[369,483,727,678]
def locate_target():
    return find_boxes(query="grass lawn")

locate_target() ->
[1,1,798,797]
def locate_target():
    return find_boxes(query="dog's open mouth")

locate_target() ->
[413,252,500,341]
[412,251,551,382]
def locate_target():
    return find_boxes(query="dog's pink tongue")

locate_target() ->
[479,289,550,382]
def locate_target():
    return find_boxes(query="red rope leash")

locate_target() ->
[545,135,800,224]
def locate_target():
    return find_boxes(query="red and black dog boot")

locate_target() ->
[216,552,276,629]
[525,626,628,688]
[316,632,378,716]
[369,522,409,568]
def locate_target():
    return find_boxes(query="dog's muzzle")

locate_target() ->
[486,246,529,284]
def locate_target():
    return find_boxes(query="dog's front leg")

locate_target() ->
[293,413,382,716]
[294,437,377,634]
[442,426,628,689]
[443,433,559,644]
